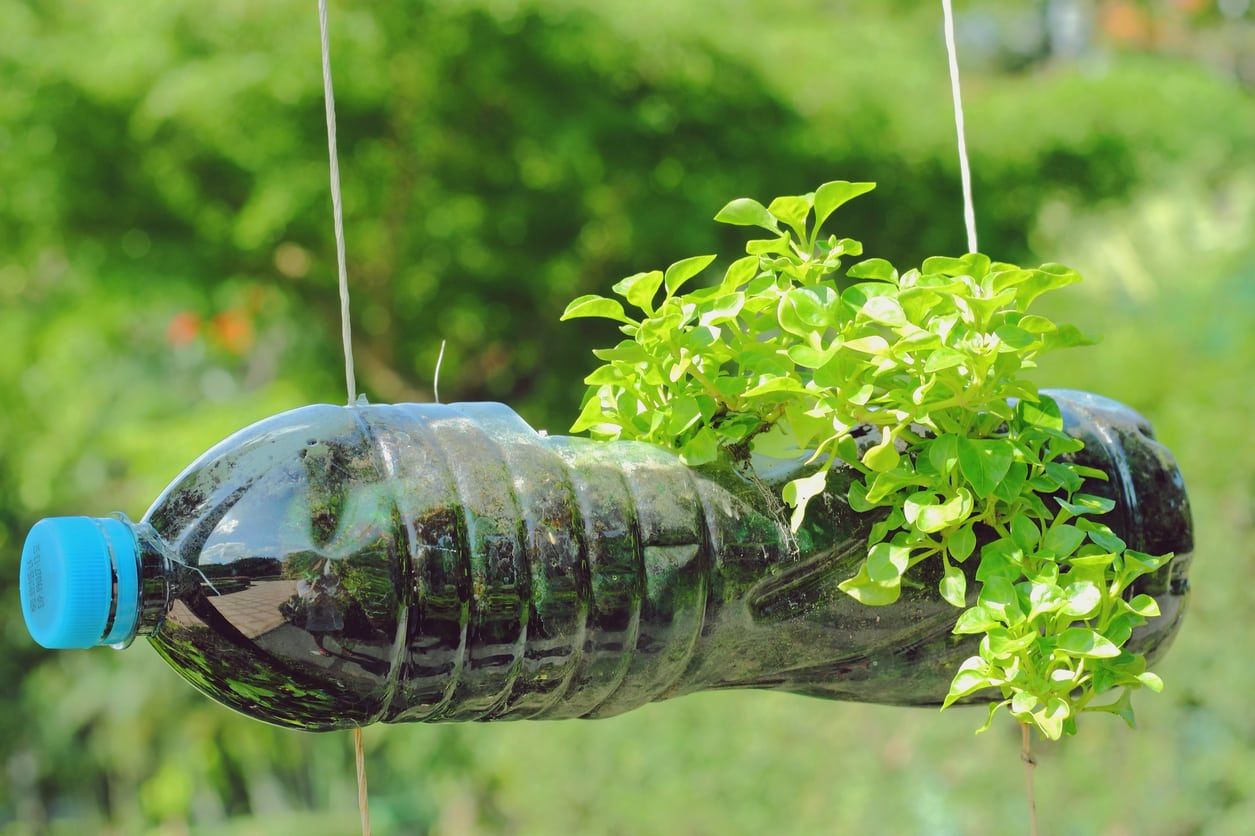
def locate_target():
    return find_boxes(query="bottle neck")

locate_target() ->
[115,521,173,646]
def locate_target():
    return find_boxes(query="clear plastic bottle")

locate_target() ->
[18,391,1192,730]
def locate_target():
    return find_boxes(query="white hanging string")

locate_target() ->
[941,0,978,254]
[353,726,370,836]
[318,10,369,832]
[433,339,447,404]
[319,0,358,405]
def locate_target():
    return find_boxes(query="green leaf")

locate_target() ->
[1104,613,1137,646]
[978,576,1022,623]
[699,292,746,327]
[719,255,759,292]
[592,340,650,363]
[1034,697,1071,740]
[782,469,829,531]
[1043,524,1085,559]
[1027,583,1065,621]
[743,375,808,398]
[943,656,998,708]
[679,427,719,466]
[843,335,889,354]
[612,270,664,313]
[1056,628,1121,659]
[1016,314,1057,333]
[862,467,920,504]
[1017,263,1082,307]
[924,347,966,373]
[954,604,1001,634]
[1010,516,1040,551]
[922,255,976,277]
[1049,666,1080,687]
[940,563,967,607]
[860,295,906,327]
[666,396,703,436]
[985,628,1037,658]
[991,461,1028,504]
[1044,459,1084,492]
[1137,672,1164,693]
[714,197,779,231]
[745,235,791,255]
[777,287,833,337]
[1018,395,1063,430]
[583,365,627,385]
[867,541,911,583]
[905,489,972,533]
[928,434,959,475]
[847,257,898,282]
[569,394,608,434]
[862,428,900,472]
[1068,552,1116,570]
[948,524,976,563]
[1078,519,1127,553]
[990,269,1037,293]
[995,324,1035,349]
[1056,493,1116,516]
[896,292,940,328]
[847,479,874,512]
[958,437,1014,497]
[832,237,863,257]
[560,294,635,324]
[1011,691,1039,717]
[813,180,875,229]
[1026,561,1059,587]
[664,254,717,297]
[1126,594,1161,618]
[767,194,812,234]
[1070,464,1111,483]
[1060,581,1101,618]
[786,343,838,369]
[976,538,1023,584]
[838,563,901,606]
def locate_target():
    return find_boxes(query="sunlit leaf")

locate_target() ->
[612,270,665,313]
[665,255,717,297]
[862,428,900,472]
[958,437,1013,497]
[767,194,812,234]
[561,294,635,324]
[715,197,779,231]
[813,180,875,229]
[940,563,967,607]
[1056,628,1121,659]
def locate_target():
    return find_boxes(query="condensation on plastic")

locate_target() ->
[132,391,1192,731]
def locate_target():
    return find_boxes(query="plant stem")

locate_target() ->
[1021,723,1038,836]
[688,364,735,410]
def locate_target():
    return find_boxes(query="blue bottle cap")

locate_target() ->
[19,516,139,649]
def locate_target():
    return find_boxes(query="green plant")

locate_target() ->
[561,181,1169,740]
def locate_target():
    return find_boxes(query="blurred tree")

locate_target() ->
[0,0,1250,832]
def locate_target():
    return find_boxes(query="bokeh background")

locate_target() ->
[1,0,1252,833]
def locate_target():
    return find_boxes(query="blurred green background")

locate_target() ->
[1,0,1251,833]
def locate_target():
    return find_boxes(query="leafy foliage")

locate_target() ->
[564,181,1171,739]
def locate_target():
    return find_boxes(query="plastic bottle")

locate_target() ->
[18,390,1192,730]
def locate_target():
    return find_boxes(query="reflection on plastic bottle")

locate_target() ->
[281,559,387,675]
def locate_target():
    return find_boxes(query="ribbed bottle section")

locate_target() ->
[366,403,715,724]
